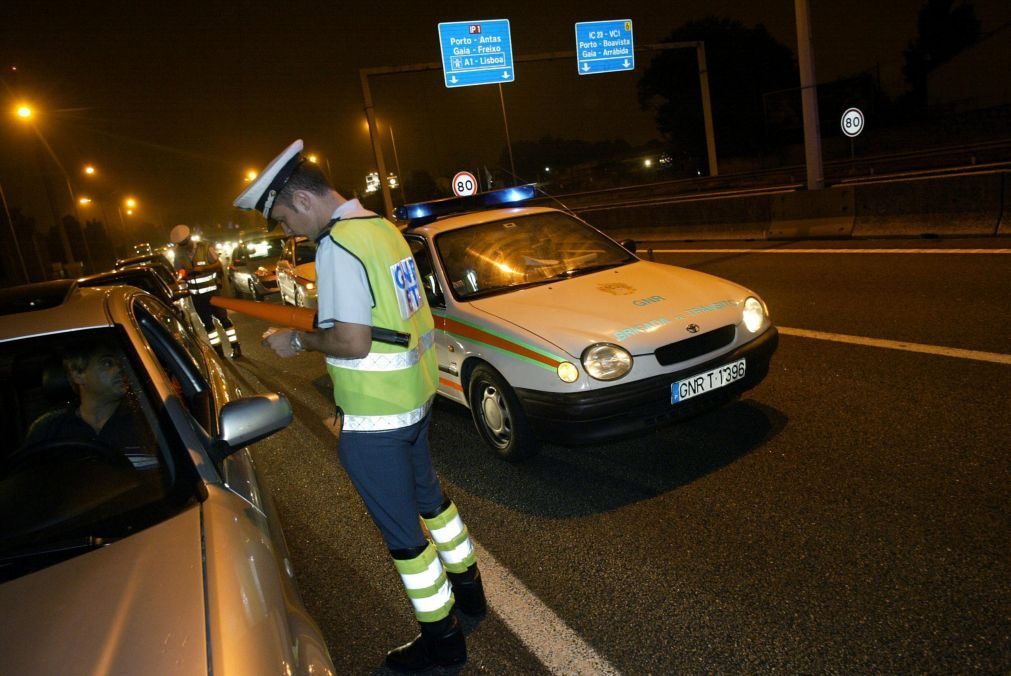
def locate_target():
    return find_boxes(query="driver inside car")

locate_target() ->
[21,339,154,466]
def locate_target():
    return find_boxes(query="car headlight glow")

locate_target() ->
[557,361,579,383]
[742,296,765,333]
[582,343,632,381]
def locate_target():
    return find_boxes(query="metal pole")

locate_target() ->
[389,125,407,205]
[795,0,824,190]
[0,180,30,283]
[359,68,394,219]
[62,173,94,273]
[498,83,517,185]
[695,42,719,177]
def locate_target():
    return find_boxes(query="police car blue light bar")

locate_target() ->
[396,184,537,225]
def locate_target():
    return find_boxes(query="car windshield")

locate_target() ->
[241,238,284,261]
[434,211,636,299]
[0,327,194,582]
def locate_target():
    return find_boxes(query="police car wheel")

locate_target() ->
[467,364,538,461]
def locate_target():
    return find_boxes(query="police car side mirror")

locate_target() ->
[619,239,637,254]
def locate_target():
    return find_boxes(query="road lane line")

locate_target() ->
[648,248,1011,254]
[779,327,1011,365]
[470,540,620,675]
[322,421,620,673]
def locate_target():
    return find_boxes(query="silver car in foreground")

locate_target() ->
[0,281,334,675]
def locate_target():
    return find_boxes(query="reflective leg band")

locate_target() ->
[392,542,454,622]
[423,501,477,574]
[208,331,221,345]
[225,328,238,343]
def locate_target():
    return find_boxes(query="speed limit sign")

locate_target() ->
[841,107,864,138]
[452,171,478,197]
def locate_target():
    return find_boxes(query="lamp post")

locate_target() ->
[0,179,29,283]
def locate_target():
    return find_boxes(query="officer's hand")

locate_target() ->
[262,327,300,358]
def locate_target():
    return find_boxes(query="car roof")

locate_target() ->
[115,253,171,268]
[0,285,116,342]
[404,205,560,238]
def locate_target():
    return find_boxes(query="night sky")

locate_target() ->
[2,0,1009,235]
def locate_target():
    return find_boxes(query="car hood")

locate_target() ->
[0,505,207,674]
[468,261,753,356]
[294,262,316,283]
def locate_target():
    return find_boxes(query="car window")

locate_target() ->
[434,211,635,300]
[0,327,196,582]
[134,298,215,432]
[240,238,284,261]
[406,236,444,308]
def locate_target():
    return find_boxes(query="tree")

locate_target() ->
[902,0,980,109]
[638,17,798,161]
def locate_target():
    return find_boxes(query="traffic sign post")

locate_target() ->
[841,107,864,161]
[575,20,634,75]
[452,171,478,197]
[438,20,514,88]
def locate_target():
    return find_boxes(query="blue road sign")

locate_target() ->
[575,20,634,75]
[438,19,515,88]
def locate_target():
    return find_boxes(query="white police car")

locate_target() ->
[400,186,779,460]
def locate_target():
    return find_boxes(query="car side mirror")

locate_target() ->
[619,239,637,254]
[210,393,293,462]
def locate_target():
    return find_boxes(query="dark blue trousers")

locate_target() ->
[337,413,445,550]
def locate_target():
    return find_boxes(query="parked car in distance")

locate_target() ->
[0,281,335,674]
[131,242,153,256]
[275,236,318,308]
[398,186,779,460]
[228,233,285,300]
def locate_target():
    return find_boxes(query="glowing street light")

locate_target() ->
[125,197,137,209]
[244,169,258,182]
[307,154,318,163]
[79,197,93,205]
[83,165,96,176]
[15,104,33,120]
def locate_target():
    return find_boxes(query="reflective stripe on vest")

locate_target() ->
[326,330,434,372]
[341,396,433,432]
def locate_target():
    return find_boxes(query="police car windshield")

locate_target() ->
[434,212,635,300]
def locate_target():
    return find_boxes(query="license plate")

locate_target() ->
[672,359,746,404]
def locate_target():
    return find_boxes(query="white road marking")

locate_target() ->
[471,540,620,675]
[648,248,1011,254]
[323,419,619,673]
[779,327,1011,365]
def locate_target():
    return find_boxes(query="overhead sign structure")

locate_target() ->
[575,20,634,75]
[452,171,478,197]
[841,107,865,138]
[438,19,514,88]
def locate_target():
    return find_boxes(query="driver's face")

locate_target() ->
[75,350,127,404]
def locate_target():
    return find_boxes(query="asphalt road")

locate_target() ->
[222,237,1010,674]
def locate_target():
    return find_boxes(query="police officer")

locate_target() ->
[170,224,242,359]
[234,140,485,672]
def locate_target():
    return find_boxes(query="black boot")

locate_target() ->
[386,613,466,672]
[231,342,242,359]
[448,564,487,616]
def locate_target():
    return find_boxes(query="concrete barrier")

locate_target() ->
[575,193,770,241]
[769,188,854,239]
[851,173,1002,238]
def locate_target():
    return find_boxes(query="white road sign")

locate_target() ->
[841,107,864,138]
[452,171,478,196]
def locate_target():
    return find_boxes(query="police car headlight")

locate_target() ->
[557,361,579,383]
[742,296,766,333]
[582,343,632,381]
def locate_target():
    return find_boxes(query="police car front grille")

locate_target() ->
[654,324,736,366]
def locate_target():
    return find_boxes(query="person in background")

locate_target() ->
[234,139,486,672]
[170,224,242,358]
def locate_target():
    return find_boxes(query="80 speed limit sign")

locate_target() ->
[452,171,478,197]
[841,107,864,138]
